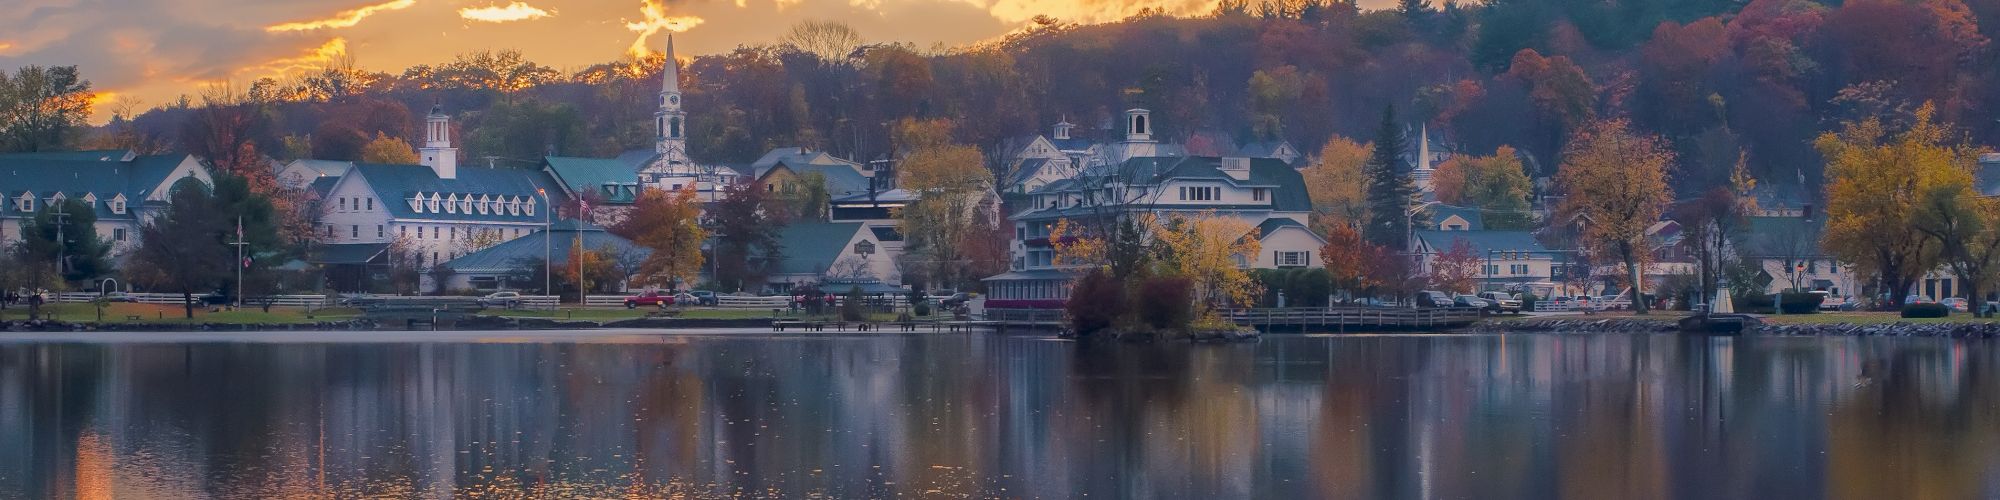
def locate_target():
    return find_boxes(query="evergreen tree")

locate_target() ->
[17,198,112,283]
[131,180,229,319]
[1363,105,1417,250]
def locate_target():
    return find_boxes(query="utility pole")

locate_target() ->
[51,202,69,278]
[232,216,248,308]
[538,188,551,303]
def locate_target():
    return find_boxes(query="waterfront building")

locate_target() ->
[0,150,215,259]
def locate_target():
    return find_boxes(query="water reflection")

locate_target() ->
[2,334,1999,498]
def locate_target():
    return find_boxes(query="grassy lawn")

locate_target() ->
[0,302,360,324]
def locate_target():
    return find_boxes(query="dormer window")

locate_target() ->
[15,193,33,212]
[476,196,491,215]
[82,193,97,206]
[524,199,536,216]
[444,194,459,214]
[459,197,472,214]
[48,192,65,206]
[109,194,126,215]
[409,195,425,213]
[426,194,441,213]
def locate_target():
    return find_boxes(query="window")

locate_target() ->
[401,226,408,237]
[449,227,456,240]
[1253,188,1267,201]
[1276,251,1308,267]
[326,225,335,237]
[339,197,347,211]
[16,195,32,212]
[1446,224,1464,230]
[1484,264,1500,275]
[1178,186,1219,201]
[113,228,126,242]
[351,225,359,238]
[110,198,125,214]
[514,228,522,237]
[366,198,374,211]
[1016,226,1025,239]
[432,227,440,239]
[1510,264,1530,275]
[377,225,385,238]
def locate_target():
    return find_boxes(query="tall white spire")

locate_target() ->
[653,33,688,172]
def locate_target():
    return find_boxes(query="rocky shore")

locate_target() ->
[1468,317,2000,338]
[2,316,778,332]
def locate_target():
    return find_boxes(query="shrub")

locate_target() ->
[1731,292,1774,313]
[1901,303,1951,318]
[1776,292,1823,314]
[1066,269,1127,336]
[1137,276,1195,330]
[1520,294,1538,312]
[908,289,931,316]
[840,286,866,321]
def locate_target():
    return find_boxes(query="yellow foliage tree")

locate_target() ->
[1049,218,1105,268]
[358,132,419,164]
[1149,211,1263,323]
[616,185,707,288]
[1302,135,1371,229]
[892,118,993,288]
[1821,103,1981,306]
[1557,119,1674,314]
[1431,145,1534,229]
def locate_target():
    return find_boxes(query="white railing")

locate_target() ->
[56,292,330,307]
[584,295,628,307]
[718,295,792,309]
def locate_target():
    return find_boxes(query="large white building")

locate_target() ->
[983,109,1325,307]
[0,151,215,259]
[314,105,566,291]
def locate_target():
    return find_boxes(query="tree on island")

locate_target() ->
[1149,211,1263,326]
[1556,118,1674,315]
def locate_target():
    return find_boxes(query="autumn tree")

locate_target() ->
[1821,104,1977,306]
[0,65,94,152]
[560,240,624,296]
[1317,221,1369,296]
[1557,119,1674,314]
[1302,135,1371,229]
[1149,211,1263,324]
[1431,145,1534,229]
[1427,239,1482,293]
[1913,183,2000,316]
[1363,106,1418,249]
[359,133,419,164]
[614,185,707,289]
[894,118,992,289]
[705,183,784,292]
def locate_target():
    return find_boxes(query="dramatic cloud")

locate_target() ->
[459,2,554,23]
[624,0,705,57]
[266,0,416,32]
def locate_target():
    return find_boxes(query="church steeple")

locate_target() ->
[654,33,688,171]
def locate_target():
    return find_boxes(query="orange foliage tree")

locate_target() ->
[1557,119,1674,314]
[1427,239,1482,294]
[613,185,706,288]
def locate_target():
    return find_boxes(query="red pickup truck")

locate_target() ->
[624,291,674,308]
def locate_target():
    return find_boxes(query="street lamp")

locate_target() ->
[537,188,551,303]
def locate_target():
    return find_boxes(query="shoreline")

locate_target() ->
[1467,316,2000,338]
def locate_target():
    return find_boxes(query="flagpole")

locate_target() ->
[233,216,246,309]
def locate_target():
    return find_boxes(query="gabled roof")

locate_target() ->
[0,152,204,220]
[347,163,562,222]
[1252,217,1321,242]
[773,222,865,275]
[1104,156,1311,211]
[765,161,872,196]
[1429,204,1484,230]
[283,159,355,179]
[1005,157,1057,186]
[308,176,340,198]
[1414,230,1550,257]
[544,156,641,204]
[445,219,647,273]
[614,150,660,170]
[1237,140,1297,160]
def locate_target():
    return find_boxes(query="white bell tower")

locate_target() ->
[420,102,458,179]
[653,33,689,175]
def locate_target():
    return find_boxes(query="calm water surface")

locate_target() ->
[1,331,1997,499]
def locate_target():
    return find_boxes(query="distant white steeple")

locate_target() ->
[653,33,689,173]
[421,101,458,179]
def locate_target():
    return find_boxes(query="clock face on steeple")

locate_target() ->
[667,94,680,106]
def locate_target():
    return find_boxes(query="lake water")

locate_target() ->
[1,330,1997,499]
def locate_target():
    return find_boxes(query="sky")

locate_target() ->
[0,0,1390,123]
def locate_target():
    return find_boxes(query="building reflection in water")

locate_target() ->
[2,334,1999,498]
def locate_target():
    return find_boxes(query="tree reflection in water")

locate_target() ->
[0,334,1997,498]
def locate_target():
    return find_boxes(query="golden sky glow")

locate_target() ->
[0,0,1394,123]
[265,0,418,32]
[459,2,554,23]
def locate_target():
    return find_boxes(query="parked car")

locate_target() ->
[673,292,699,305]
[624,291,674,309]
[1453,295,1492,310]
[688,290,717,306]
[1416,290,1452,308]
[478,291,524,308]
[1477,292,1522,313]
[941,292,975,307]
[1941,297,1971,312]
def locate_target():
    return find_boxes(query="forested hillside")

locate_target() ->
[88,0,2000,197]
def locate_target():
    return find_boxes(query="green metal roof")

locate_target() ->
[444,219,648,273]
[311,243,390,264]
[544,156,641,204]
[773,222,864,275]
[1413,230,1549,257]
[1253,217,1319,241]
[0,152,201,220]
[349,163,564,222]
